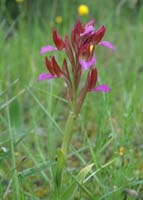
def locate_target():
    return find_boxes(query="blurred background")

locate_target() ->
[0,0,143,199]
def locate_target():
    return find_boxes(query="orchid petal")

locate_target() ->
[84,20,95,29]
[92,84,110,92]
[80,25,95,36]
[79,57,96,70]
[53,29,65,50]
[99,41,115,51]
[40,45,57,54]
[38,73,57,81]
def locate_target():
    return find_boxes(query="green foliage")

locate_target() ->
[0,0,143,199]
[62,163,94,200]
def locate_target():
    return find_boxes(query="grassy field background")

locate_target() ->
[0,0,143,199]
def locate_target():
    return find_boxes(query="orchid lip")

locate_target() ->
[92,84,110,92]
[79,57,96,70]
[40,45,57,54]
[98,41,115,51]
[80,25,95,36]
[38,73,57,81]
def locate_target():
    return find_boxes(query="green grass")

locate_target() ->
[0,1,143,199]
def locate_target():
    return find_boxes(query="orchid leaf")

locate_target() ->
[61,163,94,200]
[54,148,66,190]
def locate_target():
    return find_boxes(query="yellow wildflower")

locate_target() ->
[55,16,63,24]
[78,4,89,16]
[119,147,125,156]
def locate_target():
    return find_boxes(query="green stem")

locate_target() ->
[54,111,77,197]
[54,96,78,197]
[61,111,76,155]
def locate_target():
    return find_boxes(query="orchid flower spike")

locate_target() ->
[38,19,115,114]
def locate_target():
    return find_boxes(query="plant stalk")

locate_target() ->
[61,111,77,155]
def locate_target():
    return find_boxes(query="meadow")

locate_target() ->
[0,0,143,199]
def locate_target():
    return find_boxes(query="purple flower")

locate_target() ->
[38,20,114,113]
[80,25,95,36]
[38,73,57,81]
[38,56,62,81]
[92,84,110,92]
[79,57,96,70]
[40,45,57,54]
[99,41,115,51]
